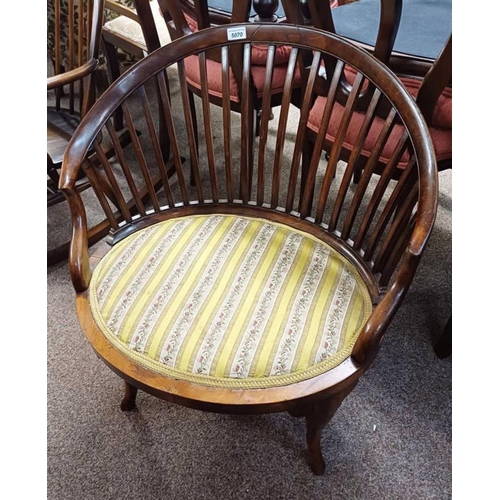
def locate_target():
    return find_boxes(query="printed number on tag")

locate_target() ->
[227,27,246,41]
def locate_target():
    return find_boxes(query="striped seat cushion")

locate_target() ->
[89,214,372,389]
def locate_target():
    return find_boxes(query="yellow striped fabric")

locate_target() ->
[89,214,372,389]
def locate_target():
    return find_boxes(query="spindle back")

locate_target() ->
[61,23,437,299]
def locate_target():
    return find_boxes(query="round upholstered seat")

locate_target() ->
[89,214,372,389]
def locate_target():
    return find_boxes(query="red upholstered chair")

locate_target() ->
[306,39,451,187]
[283,0,452,181]
[157,0,303,138]
[306,36,452,182]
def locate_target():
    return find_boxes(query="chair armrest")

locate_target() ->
[351,249,420,366]
[105,0,139,23]
[61,186,92,293]
[47,59,100,90]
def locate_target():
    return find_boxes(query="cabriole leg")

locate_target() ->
[305,382,357,475]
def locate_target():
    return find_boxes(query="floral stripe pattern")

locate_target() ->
[228,231,304,378]
[89,214,372,389]
[190,222,277,376]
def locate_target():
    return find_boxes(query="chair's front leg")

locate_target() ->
[120,381,138,411]
[305,381,358,475]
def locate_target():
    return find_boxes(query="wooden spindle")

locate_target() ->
[92,140,134,222]
[81,158,121,230]
[120,99,162,212]
[361,157,417,259]
[286,50,322,214]
[256,44,276,206]
[156,70,190,206]
[138,85,176,209]
[240,43,253,203]
[177,61,205,203]
[300,59,345,218]
[315,71,366,224]
[328,87,382,231]
[270,47,298,209]
[198,52,219,203]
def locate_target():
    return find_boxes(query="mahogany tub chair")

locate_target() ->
[59,23,438,474]
[47,0,107,265]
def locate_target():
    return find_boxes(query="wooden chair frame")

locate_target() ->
[60,23,438,474]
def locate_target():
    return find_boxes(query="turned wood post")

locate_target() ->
[253,0,279,22]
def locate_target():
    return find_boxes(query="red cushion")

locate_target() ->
[183,54,301,103]
[249,44,293,65]
[307,95,452,167]
[185,13,292,66]
[343,66,452,129]
[398,75,452,129]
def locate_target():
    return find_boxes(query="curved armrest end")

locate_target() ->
[63,189,91,293]
[47,59,100,91]
[352,250,421,366]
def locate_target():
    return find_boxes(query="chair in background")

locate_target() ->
[102,0,172,81]
[101,0,175,159]
[283,0,451,181]
[47,0,108,265]
[60,23,438,474]
[48,0,166,265]
[157,0,304,143]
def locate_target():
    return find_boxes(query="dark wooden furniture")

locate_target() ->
[435,315,451,359]
[47,0,107,265]
[205,0,342,22]
[283,0,452,179]
[287,0,452,78]
[60,23,438,474]
[102,1,171,82]
[330,0,452,77]
[102,0,174,158]
[157,0,304,143]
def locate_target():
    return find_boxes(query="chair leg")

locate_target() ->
[120,381,138,411]
[353,162,362,184]
[103,38,124,130]
[434,315,452,359]
[305,382,357,475]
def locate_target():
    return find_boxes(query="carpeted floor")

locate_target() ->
[47,56,452,499]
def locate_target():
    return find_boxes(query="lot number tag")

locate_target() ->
[227,26,246,41]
